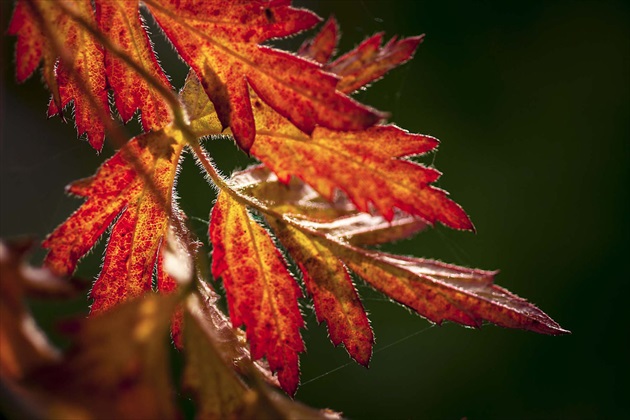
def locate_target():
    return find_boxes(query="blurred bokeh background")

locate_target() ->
[1,1,628,418]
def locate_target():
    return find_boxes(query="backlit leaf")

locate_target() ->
[232,166,428,245]
[327,33,423,94]
[7,0,569,407]
[7,0,60,107]
[297,17,338,64]
[179,72,223,137]
[40,72,225,319]
[184,280,339,418]
[190,280,277,384]
[8,0,173,150]
[42,127,186,313]
[145,0,383,152]
[31,293,180,419]
[228,165,357,221]
[231,170,569,338]
[249,97,473,229]
[9,0,108,150]
[95,0,172,131]
[299,18,423,93]
[340,249,569,335]
[268,219,374,366]
[209,191,304,396]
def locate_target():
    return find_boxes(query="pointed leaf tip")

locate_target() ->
[328,31,425,93]
[298,16,339,64]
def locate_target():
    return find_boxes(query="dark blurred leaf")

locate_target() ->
[27,293,180,419]
[0,239,70,381]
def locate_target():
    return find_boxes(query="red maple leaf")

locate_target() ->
[8,0,172,150]
[144,0,384,152]
[95,0,171,131]
[300,17,424,93]
[250,102,473,228]
[208,166,567,395]
[9,2,387,153]
[210,190,304,395]
[9,0,109,149]
[42,129,184,314]
[247,19,468,228]
[10,2,569,401]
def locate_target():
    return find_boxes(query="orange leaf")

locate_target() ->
[42,128,186,314]
[191,281,278,385]
[268,219,374,366]
[298,18,422,93]
[293,217,568,335]
[209,191,304,396]
[145,0,383,152]
[211,168,566,394]
[328,33,423,94]
[183,279,338,416]
[45,0,106,150]
[8,0,173,150]
[32,293,180,419]
[298,16,339,64]
[18,0,108,149]
[231,169,569,336]
[234,165,428,244]
[179,72,224,137]
[340,249,569,335]
[95,0,172,131]
[249,97,473,229]
[39,72,220,319]
[185,285,341,419]
[227,164,355,221]
[184,282,317,418]
[7,0,59,109]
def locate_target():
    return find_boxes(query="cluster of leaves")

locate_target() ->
[2,0,568,417]
[1,239,338,418]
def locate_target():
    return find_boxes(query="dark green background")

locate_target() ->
[1,1,628,419]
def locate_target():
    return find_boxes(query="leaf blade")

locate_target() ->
[250,109,473,229]
[209,191,304,396]
[96,0,172,131]
[328,33,424,94]
[269,220,373,366]
[298,17,339,64]
[340,248,569,335]
[42,129,186,313]
[146,0,383,152]
[231,170,568,338]
[279,213,569,336]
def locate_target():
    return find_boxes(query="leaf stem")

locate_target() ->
[189,142,298,227]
